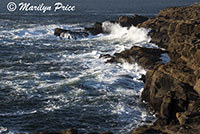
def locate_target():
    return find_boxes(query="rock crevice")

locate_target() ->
[133,3,200,134]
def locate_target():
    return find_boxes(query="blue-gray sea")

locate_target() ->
[0,0,199,133]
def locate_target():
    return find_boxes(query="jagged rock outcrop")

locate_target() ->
[54,28,89,39]
[54,14,149,39]
[138,4,200,49]
[85,22,103,35]
[54,22,103,39]
[52,4,200,133]
[118,14,148,27]
[104,46,166,70]
[132,3,200,134]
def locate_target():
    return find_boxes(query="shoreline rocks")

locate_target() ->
[104,46,167,70]
[28,14,150,134]
[84,22,104,35]
[54,14,149,39]
[132,3,200,134]
[118,14,148,27]
[54,28,89,39]
[102,3,200,134]
[26,3,200,134]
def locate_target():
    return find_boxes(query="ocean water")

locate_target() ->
[0,0,199,134]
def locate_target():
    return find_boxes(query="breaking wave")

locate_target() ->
[0,19,156,134]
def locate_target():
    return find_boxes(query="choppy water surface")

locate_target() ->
[0,0,199,133]
[0,16,158,134]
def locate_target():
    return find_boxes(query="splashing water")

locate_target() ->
[102,21,151,43]
[0,17,156,134]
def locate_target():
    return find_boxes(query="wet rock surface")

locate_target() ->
[40,3,200,133]
[84,22,104,35]
[54,14,149,39]
[132,3,200,134]
[105,46,166,70]
[54,21,104,39]
[54,28,89,39]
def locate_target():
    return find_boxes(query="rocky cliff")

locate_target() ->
[132,3,200,134]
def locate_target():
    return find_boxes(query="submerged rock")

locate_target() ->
[54,28,89,39]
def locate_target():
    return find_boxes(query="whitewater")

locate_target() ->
[0,19,160,134]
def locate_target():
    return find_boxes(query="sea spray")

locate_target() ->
[0,21,155,134]
[102,21,151,43]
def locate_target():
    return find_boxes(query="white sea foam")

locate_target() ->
[102,21,151,43]
[0,21,157,133]
[1,23,84,41]
[0,126,8,133]
[94,21,158,54]
[0,110,37,116]
[0,126,14,134]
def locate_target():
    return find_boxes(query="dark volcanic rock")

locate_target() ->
[54,14,148,38]
[85,22,103,35]
[54,28,89,39]
[54,28,70,37]
[133,3,200,134]
[138,75,146,83]
[99,54,113,59]
[118,14,148,27]
[106,46,167,70]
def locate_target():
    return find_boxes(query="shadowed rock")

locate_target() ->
[55,14,148,38]
[84,22,103,35]
[133,3,200,134]
[118,14,148,27]
[138,75,146,83]
[106,46,166,70]
[54,28,89,39]
[99,54,113,59]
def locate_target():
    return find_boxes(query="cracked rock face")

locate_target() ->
[133,3,200,134]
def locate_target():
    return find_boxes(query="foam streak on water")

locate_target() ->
[0,19,156,134]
